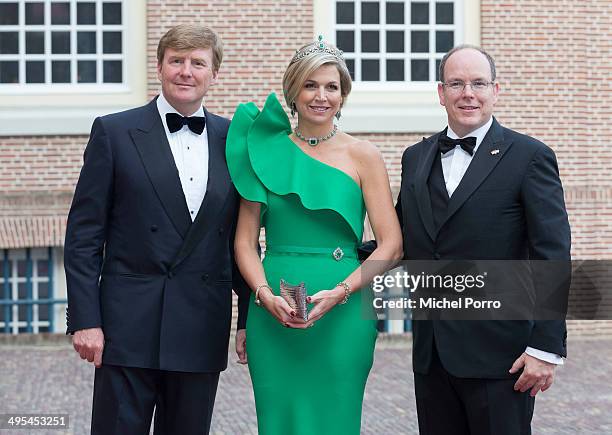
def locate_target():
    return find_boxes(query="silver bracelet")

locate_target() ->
[255,284,273,306]
[336,281,351,304]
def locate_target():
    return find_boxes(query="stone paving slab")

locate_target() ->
[1,337,611,434]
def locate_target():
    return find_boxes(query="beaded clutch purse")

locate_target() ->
[280,279,309,321]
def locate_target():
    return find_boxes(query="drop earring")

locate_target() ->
[291,102,296,118]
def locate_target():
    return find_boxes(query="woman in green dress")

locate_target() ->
[227,39,403,435]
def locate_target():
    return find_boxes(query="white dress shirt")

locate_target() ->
[441,117,492,197]
[156,92,209,221]
[441,117,564,366]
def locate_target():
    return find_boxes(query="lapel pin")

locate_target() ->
[490,149,500,155]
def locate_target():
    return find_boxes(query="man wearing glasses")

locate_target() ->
[395,45,571,434]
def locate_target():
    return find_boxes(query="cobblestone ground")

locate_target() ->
[1,336,611,435]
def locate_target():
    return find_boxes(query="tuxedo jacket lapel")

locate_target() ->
[130,98,192,239]
[415,134,441,242]
[439,117,513,231]
[171,109,231,269]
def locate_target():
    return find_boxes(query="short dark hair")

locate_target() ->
[157,24,223,72]
[439,44,496,82]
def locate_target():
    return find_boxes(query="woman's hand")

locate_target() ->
[259,288,307,328]
[303,287,345,327]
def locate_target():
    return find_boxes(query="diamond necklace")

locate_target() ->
[294,125,338,147]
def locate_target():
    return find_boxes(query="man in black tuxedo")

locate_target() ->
[65,25,249,435]
[396,45,571,434]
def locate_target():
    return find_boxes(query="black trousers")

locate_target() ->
[91,365,220,435]
[414,345,535,435]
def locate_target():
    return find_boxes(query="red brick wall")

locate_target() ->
[481,0,612,261]
[0,136,83,232]
[0,136,83,193]
[354,133,423,194]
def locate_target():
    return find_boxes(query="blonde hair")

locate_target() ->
[282,41,352,110]
[157,24,223,72]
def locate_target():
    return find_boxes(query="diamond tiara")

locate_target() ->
[290,35,345,65]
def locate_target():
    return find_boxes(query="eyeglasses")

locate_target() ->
[442,80,495,94]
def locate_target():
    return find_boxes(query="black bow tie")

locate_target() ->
[165,112,206,135]
[438,134,477,156]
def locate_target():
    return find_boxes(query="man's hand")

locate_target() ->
[72,327,105,368]
[236,328,247,364]
[509,352,556,397]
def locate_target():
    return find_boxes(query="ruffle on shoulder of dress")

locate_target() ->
[228,93,365,240]
[226,101,269,217]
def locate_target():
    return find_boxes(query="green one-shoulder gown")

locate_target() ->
[227,93,377,435]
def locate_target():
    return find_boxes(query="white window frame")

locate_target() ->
[314,0,481,133]
[0,248,50,334]
[336,0,459,83]
[0,0,147,136]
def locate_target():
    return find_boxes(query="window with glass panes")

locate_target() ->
[1,248,55,334]
[335,0,457,82]
[0,0,124,85]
